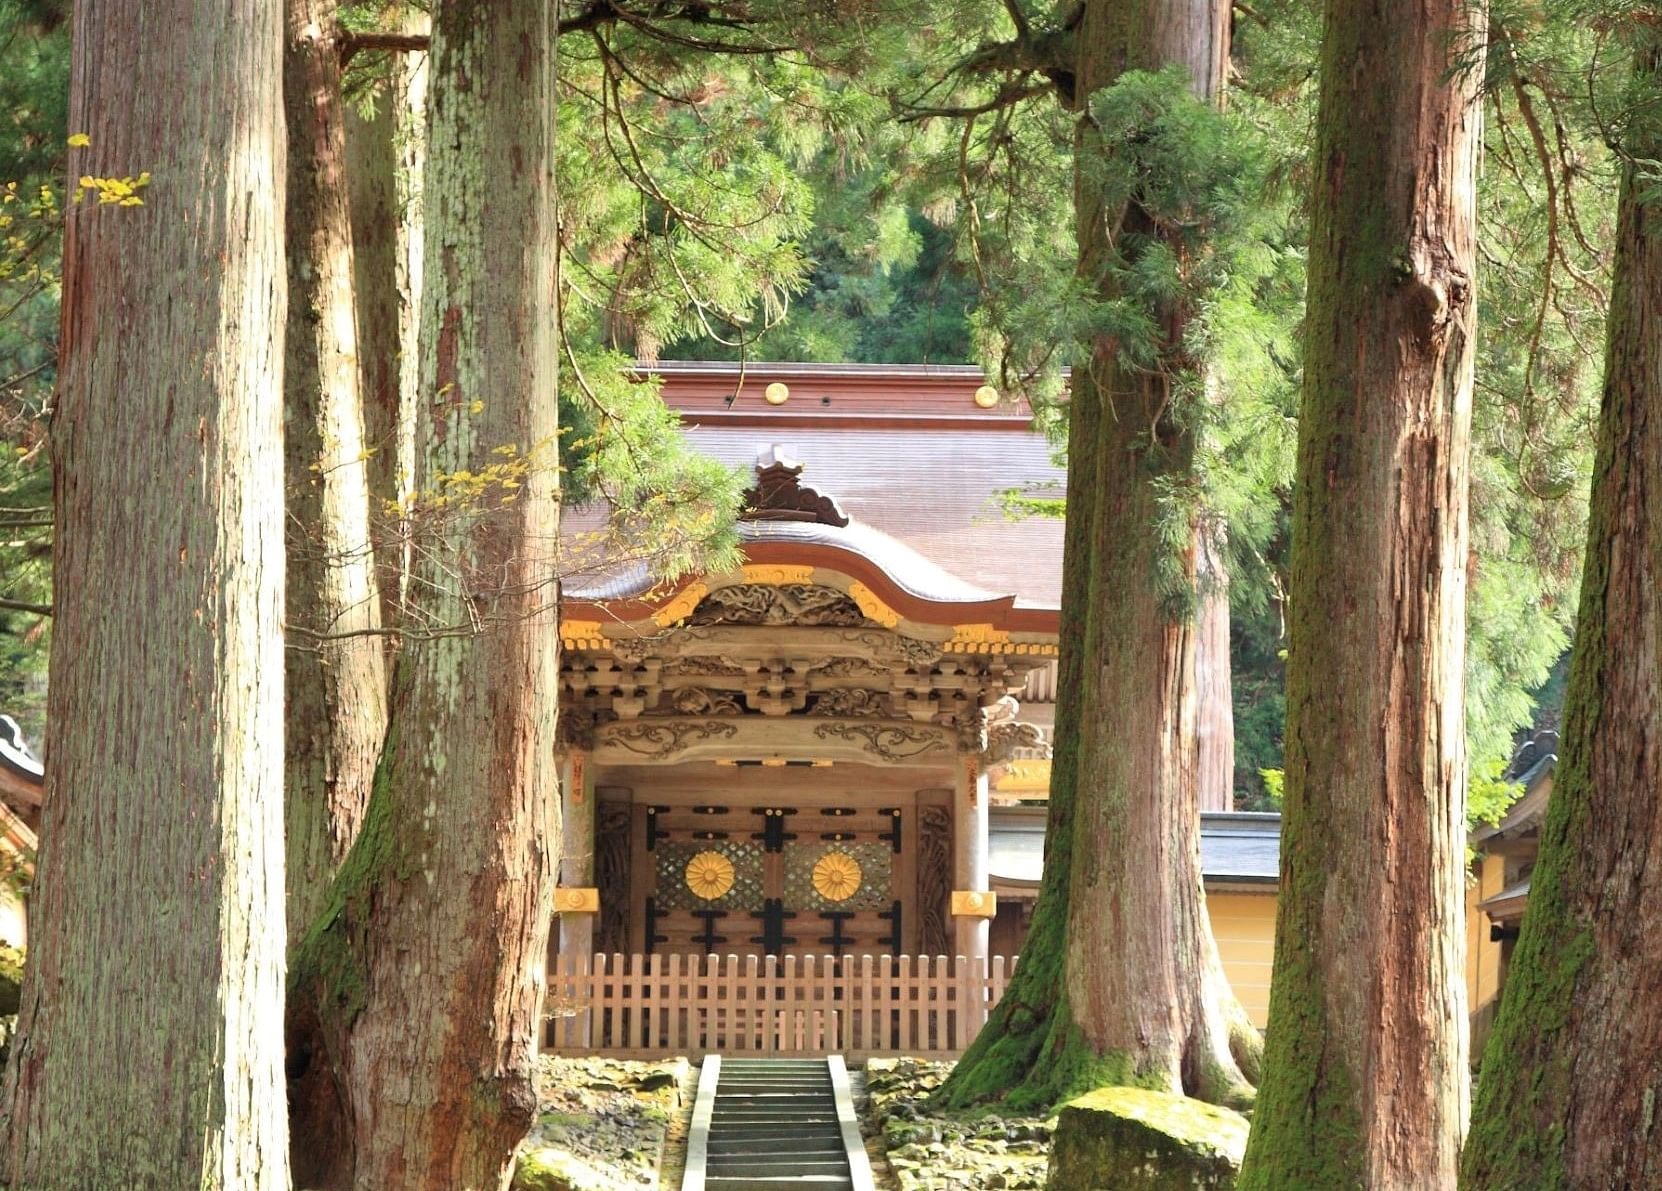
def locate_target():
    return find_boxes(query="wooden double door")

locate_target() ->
[640,800,915,959]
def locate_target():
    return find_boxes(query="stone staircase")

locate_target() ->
[682,1057,875,1190]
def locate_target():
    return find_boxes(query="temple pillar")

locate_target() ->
[951,752,992,964]
[556,750,597,961]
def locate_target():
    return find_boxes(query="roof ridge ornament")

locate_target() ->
[743,446,849,527]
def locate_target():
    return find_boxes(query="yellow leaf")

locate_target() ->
[67,133,90,148]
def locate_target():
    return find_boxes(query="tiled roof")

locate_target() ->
[595,363,1070,610]
[987,809,1281,888]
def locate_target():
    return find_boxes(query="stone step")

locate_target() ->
[709,1135,845,1149]
[706,1180,854,1191]
[709,1160,854,1178]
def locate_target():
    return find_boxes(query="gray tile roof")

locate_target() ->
[988,810,1281,888]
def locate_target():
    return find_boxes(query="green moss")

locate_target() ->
[288,720,403,1019]
[510,1147,605,1191]
[1235,756,1364,1189]
[1048,1086,1249,1190]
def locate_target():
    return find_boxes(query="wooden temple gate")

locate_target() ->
[545,952,1016,1060]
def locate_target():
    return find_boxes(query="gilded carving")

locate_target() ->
[811,851,863,902]
[786,841,891,911]
[846,581,902,628]
[651,582,709,626]
[684,851,737,901]
[561,619,606,648]
[741,563,816,585]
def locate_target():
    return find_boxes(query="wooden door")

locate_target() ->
[643,801,908,959]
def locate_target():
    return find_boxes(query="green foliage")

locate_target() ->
[0,2,66,735]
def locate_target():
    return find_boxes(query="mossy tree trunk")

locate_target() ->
[1236,0,1481,1184]
[1461,36,1662,1191]
[0,0,290,1182]
[346,8,428,630]
[941,0,1258,1112]
[288,0,560,1186]
[283,0,390,951]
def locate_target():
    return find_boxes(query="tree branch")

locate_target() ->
[0,598,50,617]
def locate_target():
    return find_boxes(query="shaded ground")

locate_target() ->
[862,1059,1053,1191]
[515,1056,690,1190]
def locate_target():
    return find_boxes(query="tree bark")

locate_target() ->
[1461,37,1662,1191]
[347,7,428,629]
[0,0,290,1183]
[289,0,560,1186]
[284,0,390,950]
[941,0,1258,1111]
[1236,0,1481,1184]
[1195,524,1234,812]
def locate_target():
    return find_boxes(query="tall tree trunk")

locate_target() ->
[347,9,428,629]
[1237,0,1481,1183]
[1195,524,1234,812]
[0,0,290,1183]
[941,0,1258,1111]
[284,0,389,950]
[289,0,560,1185]
[1461,37,1662,1191]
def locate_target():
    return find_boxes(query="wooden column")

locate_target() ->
[952,753,992,965]
[556,751,597,959]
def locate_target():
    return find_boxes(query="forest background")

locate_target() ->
[0,0,1599,818]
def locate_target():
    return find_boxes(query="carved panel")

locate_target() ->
[653,687,745,716]
[654,841,764,911]
[595,805,632,954]
[808,688,892,718]
[917,806,952,956]
[689,583,871,627]
[784,841,892,911]
[985,721,1048,766]
[811,721,950,762]
[604,720,740,759]
[662,655,747,677]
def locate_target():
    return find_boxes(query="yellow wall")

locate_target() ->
[1466,852,1506,1018]
[1206,865,1506,1035]
[1207,891,1277,1028]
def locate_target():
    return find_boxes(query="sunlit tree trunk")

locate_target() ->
[0,0,289,1182]
[284,0,389,949]
[1237,0,1481,1183]
[1195,524,1234,812]
[1461,35,1662,1191]
[347,9,428,628]
[942,0,1258,1111]
[289,0,560,1185]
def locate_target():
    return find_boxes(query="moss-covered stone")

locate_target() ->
[510,1147,608,1191]
[1046,1087,1248,1190]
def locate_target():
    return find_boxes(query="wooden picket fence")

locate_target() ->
[544,952,1016,1059]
